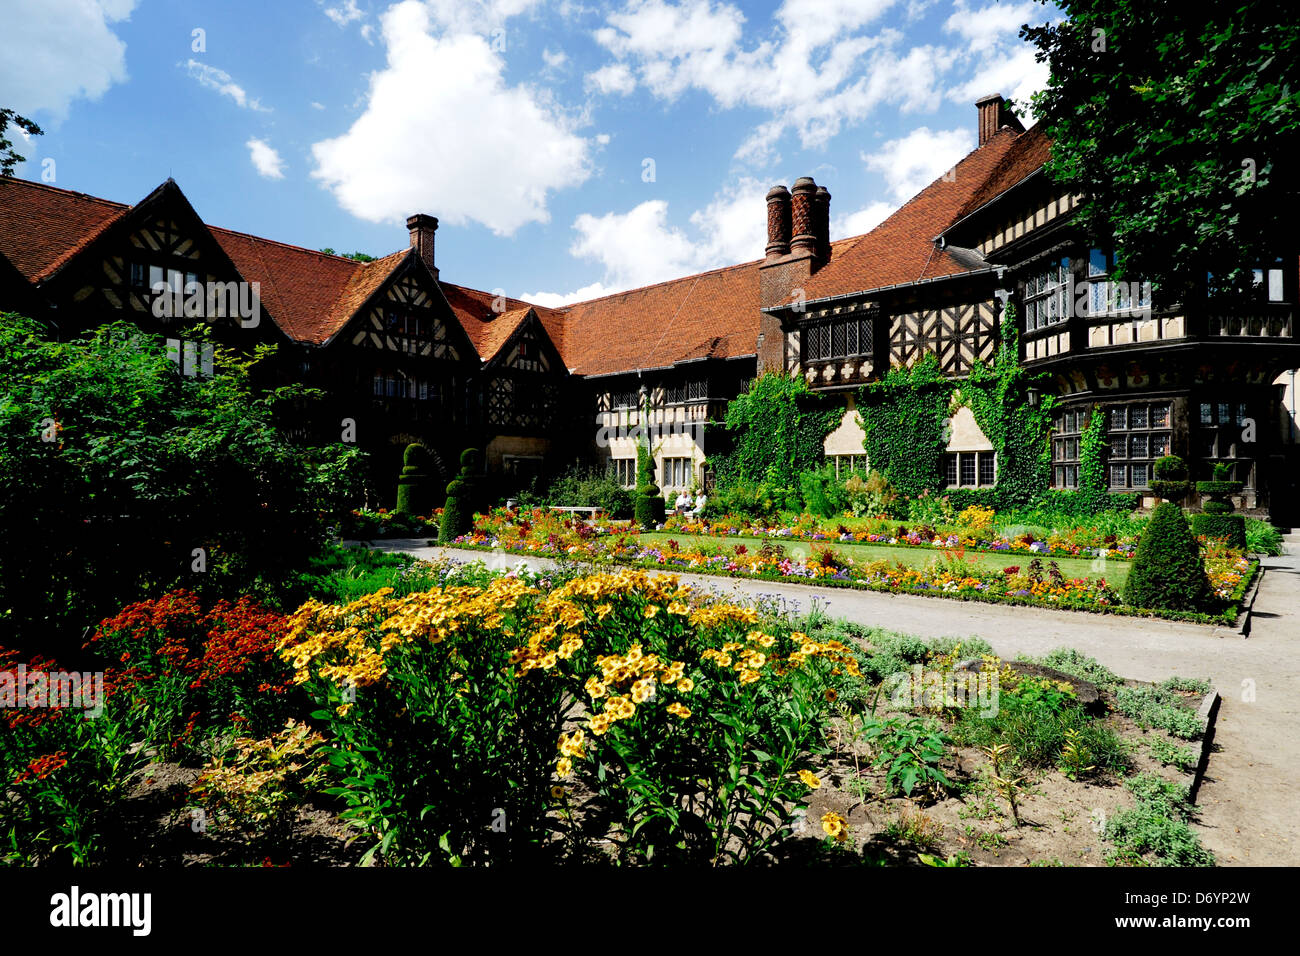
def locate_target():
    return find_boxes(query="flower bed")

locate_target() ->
[452,507,1258,626]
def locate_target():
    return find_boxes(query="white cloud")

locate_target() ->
[423,0,543,33]
[310,101,326,110]
[520,281,620,307]
[319,0,365,26]
[947,46,1048,115]
[184,60,271,112]
[585,62,637,95]
[526,176,769,302]
[0,0,136,121]
[862,126,974,202]
[587,0,965,164]
[944,0,1039,56]
[831,200,893,238]
[542,47,568,69]
[310,0,591,235]
[246,138,286,179]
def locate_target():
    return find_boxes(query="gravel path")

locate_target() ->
[372,537,1300,866]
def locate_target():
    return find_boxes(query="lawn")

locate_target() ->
[639,531,1130,588]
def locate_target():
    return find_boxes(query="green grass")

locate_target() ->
[640,532,1128,586]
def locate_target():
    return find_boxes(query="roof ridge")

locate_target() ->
[560,256,763,312]
[0,176,130,212]
[210,222,400,266]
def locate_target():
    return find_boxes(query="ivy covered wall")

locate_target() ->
[856,302,1057,504]
[716,373,841,487]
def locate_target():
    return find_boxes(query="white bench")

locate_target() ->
[548,506,604,520]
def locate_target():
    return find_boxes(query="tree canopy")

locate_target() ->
[1022,0,1300,297]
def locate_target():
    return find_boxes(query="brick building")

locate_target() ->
[2,94,1297,519]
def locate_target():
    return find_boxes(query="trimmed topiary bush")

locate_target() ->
[438,447,482,544]
[1149,455,1189,502]
[1192,462,1245,549]
[396,443,435,516]
[633,431,665,530]
[1122,502,1211,611]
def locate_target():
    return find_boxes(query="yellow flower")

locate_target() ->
[821,811,849,842]
[631,678,656,703]
[666,702,691,719]
[556,757,573,778]
[585,676,608,699]
[737,668,760,684]
[589,713,612,736]
[596,603,614,619]
[550,785,567,799]
[667,601,690,616]
[676,677,694,693]
[798,769,822,789]
[643,605,659,619]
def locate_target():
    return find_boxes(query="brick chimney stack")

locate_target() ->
[765,185,791,259]
[975,94,1025,146]
[406,213,439,278]
[789,177,819,256]
[813,185,831,261]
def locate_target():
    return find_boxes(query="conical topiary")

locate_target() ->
[438,447,482,544]
[633,439,665,530]
[1122,501,1211,611]
[396,443,433,516]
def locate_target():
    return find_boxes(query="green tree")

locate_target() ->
[1022,1,1300,293]
[0,315,365,654]
[1,108,43,177]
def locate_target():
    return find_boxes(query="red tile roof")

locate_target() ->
[799,126,1027,300]
[0,178,128,282]
[0,120,1054,373]
[210,227,406,345]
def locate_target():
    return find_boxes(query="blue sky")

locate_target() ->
[2,0,1055,305]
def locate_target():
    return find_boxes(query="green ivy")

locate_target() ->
[1078,405,1109,511]
[716,373,840,487]
[963,301,1056,506]
[857,354,953,496]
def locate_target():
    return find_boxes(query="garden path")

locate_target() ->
[376,538,1300,866]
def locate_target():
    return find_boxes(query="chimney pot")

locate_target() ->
[765,185,791,259]
[975,94,1024,146]
[813,185,831,262]
[790,177,818,256]
[406,213,439,277]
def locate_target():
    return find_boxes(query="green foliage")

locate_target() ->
[1149,455,1189,502]
[522,466,635,518]
[1190,513,1246,549]
[1077,406,1109,511]
[718,373,840,490]
[1147,737,1197,773]
[859,716,952,799]
[858,355,951,496]
[963,302,1056,505]
[0,107,43,177]
[1026,648,1122,689]
[799,464,850,518]
[1022,0,1300,294]
[1121,502,1211,612]
[437,447,480,543]
[1104,773,1215,867]
[0,316,366,653]
[395,443,436,515]
[632,399,666,529]
[1114,685,1204,740]
[1244,517,1283,556]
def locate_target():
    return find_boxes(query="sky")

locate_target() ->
[1,0,1057,306]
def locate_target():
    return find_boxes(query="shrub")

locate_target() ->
[1149,455,1189,502]
[438,448,481,543]
[1244,518,1284,556]
[1104,772,1214,866]
[395,443,436,516]
[799,464,849,518]
[1121,502,1211,611]
[1190,513,1246,550]
[543,467,635,518]
[1115,685,1204,739]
